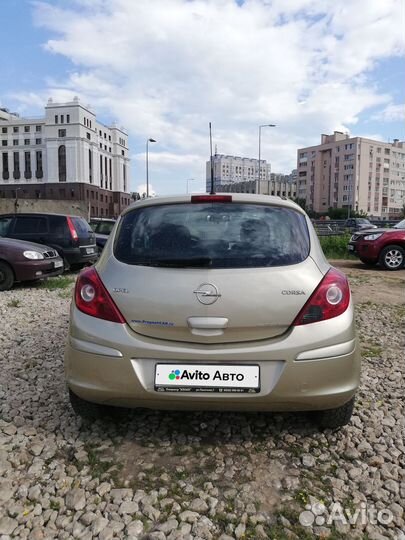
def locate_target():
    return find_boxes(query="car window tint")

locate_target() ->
[97,222,114,234]
[114,203,310,268]
[71,217,91,235]
[0,217,13,236]
[13,217,47,233]
[51,217,69,236]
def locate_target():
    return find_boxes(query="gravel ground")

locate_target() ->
[0,263,404,540]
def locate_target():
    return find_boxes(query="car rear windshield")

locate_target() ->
[71,217,91,236]
[114,203,310,268]
[97,221,115,235]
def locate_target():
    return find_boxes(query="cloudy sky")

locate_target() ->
[1,0,404,195]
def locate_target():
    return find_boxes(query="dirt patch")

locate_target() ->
[330,259,405,306]
[115,413,287,511]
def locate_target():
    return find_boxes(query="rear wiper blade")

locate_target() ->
[135,257,213,267]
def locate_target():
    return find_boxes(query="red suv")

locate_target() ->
[348,219,405,270]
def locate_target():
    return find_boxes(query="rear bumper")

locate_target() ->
[95,235,108,249]
[65,304,360,412]
[64,247,98,265]
[13,258,64,281]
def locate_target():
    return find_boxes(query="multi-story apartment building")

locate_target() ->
[270,171,297,184]
[0,98,131,217]
[206,154,271,192]
[297,132,405,218]
[220,178,297,199]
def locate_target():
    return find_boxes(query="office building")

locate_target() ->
[0,98,131,217]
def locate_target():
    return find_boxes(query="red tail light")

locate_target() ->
[293,268,350,325]
[67,216,78,241]
[75,267,126,323]
[191,195,232,203]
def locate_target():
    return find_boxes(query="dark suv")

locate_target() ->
[0,213,97,269]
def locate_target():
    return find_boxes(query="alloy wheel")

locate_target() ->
[384,249,404,269]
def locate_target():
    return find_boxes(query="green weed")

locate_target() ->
[361,345,383,358]
[49,500,61,511]
[320,234,355,259]
[7,299,21,308]
[38,276,75,290]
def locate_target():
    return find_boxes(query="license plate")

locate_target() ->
[54,260,63,268]
[348,244,354,251]
[86,247,95,254]
[154,364,260,393]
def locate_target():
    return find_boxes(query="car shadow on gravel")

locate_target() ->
[67,406,327,513]
[80,406,321,441]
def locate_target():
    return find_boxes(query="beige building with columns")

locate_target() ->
[0,99,131,217]
[297,132,405,218]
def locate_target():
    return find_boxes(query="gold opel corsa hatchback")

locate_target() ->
[65,194,360,428]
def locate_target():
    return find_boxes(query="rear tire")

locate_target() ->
[378,245,405,271]
[314,396,355,429]
[0,261,15,291]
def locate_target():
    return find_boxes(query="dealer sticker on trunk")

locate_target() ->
[154,364,260,393]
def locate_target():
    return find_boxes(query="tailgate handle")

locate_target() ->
[187,317,229,329]
[187,317,228,335]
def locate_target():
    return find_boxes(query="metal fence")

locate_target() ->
[312,219,401,236]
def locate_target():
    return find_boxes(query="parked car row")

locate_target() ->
[0,212,101,290]
[0,213,98,267]
[2,200,402,429]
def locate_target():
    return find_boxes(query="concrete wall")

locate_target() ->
[0,198,89,219]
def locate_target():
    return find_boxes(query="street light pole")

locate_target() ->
[186,178,197,194]
[146,138,156,197]
[14,188,21,214]
[258,124,276,195]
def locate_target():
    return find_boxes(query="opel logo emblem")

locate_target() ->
[193,283,221,305]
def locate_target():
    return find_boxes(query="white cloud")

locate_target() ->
[27,0,405,193]
[133,151,203,169]
[5,92,45,112]
[136,183,156,197]
[372,103,405,122]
